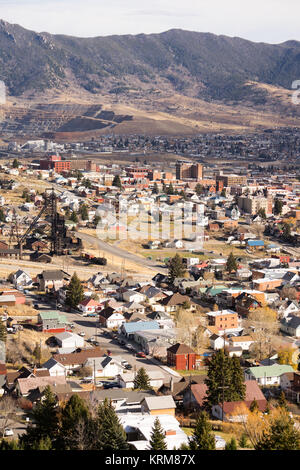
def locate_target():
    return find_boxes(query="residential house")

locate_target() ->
[119,414,189,450]
[118,370,165,389]
[167,343,196,371]
[38,270,70,292]
[12,269,32,289]
[140,395,176,416]
[244,364,294,386]
[280,315,300,338]
[38,311,68,333]
[98,307,125,329]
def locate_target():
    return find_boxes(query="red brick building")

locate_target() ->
[167,343,196,371]
[40,155,71,173]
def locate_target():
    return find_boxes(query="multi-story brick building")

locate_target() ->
[206,309,239,330]
[40,155,71,173]
[167,343,196,371]
[176,161,203,181]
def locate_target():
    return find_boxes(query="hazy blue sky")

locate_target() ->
[0,0,298,43]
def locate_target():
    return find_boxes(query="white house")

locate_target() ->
[78,298,100,314]
[118,370,165,389]
[12,269,32,289]
[209,334,229,350]
[229,335,254,351]
[244,364,294,386]
[42,357,67,377]
[122,290,145,303]
[280,315,300,338]
[85,355,124,378]
[54,332,85,349]
[118,414,190,450]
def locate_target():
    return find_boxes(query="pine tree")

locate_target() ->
[0,320,7,343]
[112,175,123,190]
[229,356,246,402]
[238,433,248,449]
[195,183,203,196]
[188,412,216,450]
[70,211,78,223]
[278,391,288,411]
[274,198,283,215]
[225,437,237,450]
[20,386,59,449]
[59,394,91,450]
[204,349,232,409]
[95,399,129,450]
[168,254,186,284]
[255,411,300,450]
[166,183,174,195]
[65,272,84,309]
[226,252,238,273]
[148,417,167,450]
[133,368,152,390]
[79,204,89,221]
[0,208,5,223]
[12,158,19,168]
[152,182,159,194]
[249,398,259,413]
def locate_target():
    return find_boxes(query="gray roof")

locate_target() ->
[142,395,176,410]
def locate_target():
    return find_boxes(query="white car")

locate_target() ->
[4,428,13,436]
[79,331,85,337]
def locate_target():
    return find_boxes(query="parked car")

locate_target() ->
[103,382,120,389]
[87,337,96,343]
[79,331,85,337]
[4,428,13,436]
[93,341,100,346]
[136,352,146,358]
[125,364,133,370]
[126,344,134,350]
[86,313,97,317]
[34,304,39,310]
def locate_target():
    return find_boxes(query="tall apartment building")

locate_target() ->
[238,196,273,215]
[216,173,247,189]
[176,161,203,181]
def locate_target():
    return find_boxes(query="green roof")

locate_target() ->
[246,364,294,378]
[39,311,67,323]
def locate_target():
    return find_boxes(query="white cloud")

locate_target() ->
[0,0,299,43]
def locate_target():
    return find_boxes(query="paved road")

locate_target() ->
[32,293,179,383]
[75,231,167,274]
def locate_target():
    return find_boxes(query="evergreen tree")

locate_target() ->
[59,394,90,450]
[0,208,5,223]
[195,183,204,196]
[278,391,288,411]
[204,349,232,410]
[20,386,59,449]
[257,208,266,219]
[93,215,101,227]
[152,182,159,194]
[229,356,246,402]
[188,412,216,450]
[0,320,7,343]
[226,252,238,273]
[274,198,283,215]
[70,211,78,223]
[168,254,186,284]
[12,158,19,168]
[112,175,123,190]
[249,398,259,413]
[95,399,129,450]
[238,433,249,449]
[133,368,152,390]
[148,417,167,450]
[225,437,237,450]
[65,272,84,309]
[166,183,174,195]
[255,411,300,450]
[79,204,88,221]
